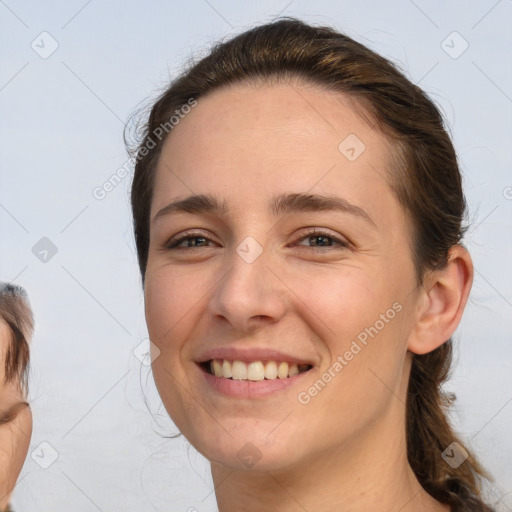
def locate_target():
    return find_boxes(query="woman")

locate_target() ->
[127,18,496,511]
[0,283,33,512]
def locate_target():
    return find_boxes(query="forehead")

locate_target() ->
[164,81,389,159]
[152,81,399,223]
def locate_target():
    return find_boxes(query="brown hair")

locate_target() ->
[127,17,494,511]
[0,283,33,396]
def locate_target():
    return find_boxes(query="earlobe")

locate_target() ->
[407,245,473,355]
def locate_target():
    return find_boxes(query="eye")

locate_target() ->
[165,230,218,250]
[163,228,349,251]
[293,228,349,250]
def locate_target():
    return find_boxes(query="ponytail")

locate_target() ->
[407,340,495,511]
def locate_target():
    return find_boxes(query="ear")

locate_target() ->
[407,245,473,355]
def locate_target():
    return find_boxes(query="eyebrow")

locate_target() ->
[152,192,376,227]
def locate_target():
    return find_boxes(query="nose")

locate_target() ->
[207,238,288,333]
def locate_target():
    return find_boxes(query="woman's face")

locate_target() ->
[144,82,422,471]
[0,319,32,506]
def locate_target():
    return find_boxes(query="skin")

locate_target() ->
[144,81,472,511]
[0,319,32,509]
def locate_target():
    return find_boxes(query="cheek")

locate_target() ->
[330,274,409,373]
[144,266,211,418]
[0,408,32,496]
[144,270,198,431]
[144,267,203,349]
[287,265,395,350]
[293,269,410,414]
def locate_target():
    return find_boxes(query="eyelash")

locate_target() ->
[165,228,349,251]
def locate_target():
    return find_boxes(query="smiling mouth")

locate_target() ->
[200,359,313,381]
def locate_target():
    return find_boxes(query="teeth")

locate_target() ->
[212,359,223,377]
[232,360,247,380]
[222,359,232,378]
[264,361,278,379]
[277,361,289,379]
[288,363,299,377]
[247,361,265,381]
[208,359,310,380]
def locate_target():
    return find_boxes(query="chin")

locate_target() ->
[184,423,304,472]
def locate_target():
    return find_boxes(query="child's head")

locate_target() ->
[0,283,34,508]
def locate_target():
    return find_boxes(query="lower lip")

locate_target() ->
[198,364,312,398]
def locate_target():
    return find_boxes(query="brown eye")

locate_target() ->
[295,229,349,249]
[166,233,216,249]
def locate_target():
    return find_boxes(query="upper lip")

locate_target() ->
[196,347,315,366]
